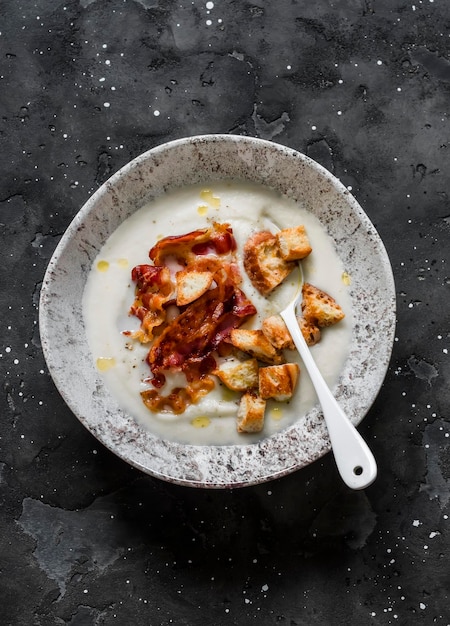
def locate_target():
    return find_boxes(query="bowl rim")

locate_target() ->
[39,134,396,488]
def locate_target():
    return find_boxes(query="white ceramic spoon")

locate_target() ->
[279,261,377,490]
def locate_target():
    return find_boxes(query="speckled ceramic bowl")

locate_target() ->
[39,135,396,488]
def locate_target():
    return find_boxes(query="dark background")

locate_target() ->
[1,1,449,624]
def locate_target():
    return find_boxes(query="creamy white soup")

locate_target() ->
[82,181,352,445]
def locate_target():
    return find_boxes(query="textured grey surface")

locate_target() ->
[1,0,450,624]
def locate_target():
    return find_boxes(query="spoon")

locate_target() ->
[253,214,377,489]
[268,225,377,489]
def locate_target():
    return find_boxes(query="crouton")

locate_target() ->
[262,315,295,350]
[262,314,321,349]
[230,328,284,364]
[215,358,259,391]
[301,283,345,327]
[276,225,312,261]
[298,317,321,346]
[236,391,266,433]
[176,269,214,306]
[259,363,300,401]
[243,231,295,295]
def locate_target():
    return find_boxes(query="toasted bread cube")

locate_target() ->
[301,283,345,327]
[243,231,295,295]
[298,317,321,346]
[230,328,284,364]
[262,314,321,349]
[215,358,259,391]
[276,225,312,261]
[237,391,266,433]
[259,363,300,401]
[176,269,214,306]
[262,315,295,350]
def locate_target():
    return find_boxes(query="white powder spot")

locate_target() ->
[102,43,107,49]
[412,519,420,527]
[311,125,317,130]
[287,64,291,70]
[377,60,383,65]
[5,346,11,353]
[397,87,402,92]
[105,59,111,65]
[206,19,212,26]
[14,358,19,365]
[337,110,342,115]
[206,1,214,8]
[419,603,426,610]
[99,77,105,82]
[261,584,269,592]
[338,79,343,84]
[154,110,160,116]
[104,102,110,108]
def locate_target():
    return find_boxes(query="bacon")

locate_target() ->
[233,288,257,316]
[148,285,255,381]
[131,264,170,291]
[129,221,257,414]
[141,375,215,414]
[191,228,236,256]
[149,223,236,266]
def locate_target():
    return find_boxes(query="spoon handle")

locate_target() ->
[281,306,377,490]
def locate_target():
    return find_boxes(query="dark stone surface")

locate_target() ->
[1,0,449,624]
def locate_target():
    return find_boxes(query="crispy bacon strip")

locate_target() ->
[149,222,236,266]
[129,222,256,414]
[141,377,216,414]
[129,265,174,343]
[148,285,256,380]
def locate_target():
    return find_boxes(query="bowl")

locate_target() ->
[39,134,396,488]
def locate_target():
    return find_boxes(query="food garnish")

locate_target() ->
[127,221,345,433]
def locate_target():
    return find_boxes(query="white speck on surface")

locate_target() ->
[377,60,383,65]
[206,1,214,8]
[261,584,269,592]
[104,102,110,108]
[105,59,111,65]
[412,519,420,527]
[311,125,317,130]
[429,531,439,538]
[206,19,212,26]
[154,110,160,116]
